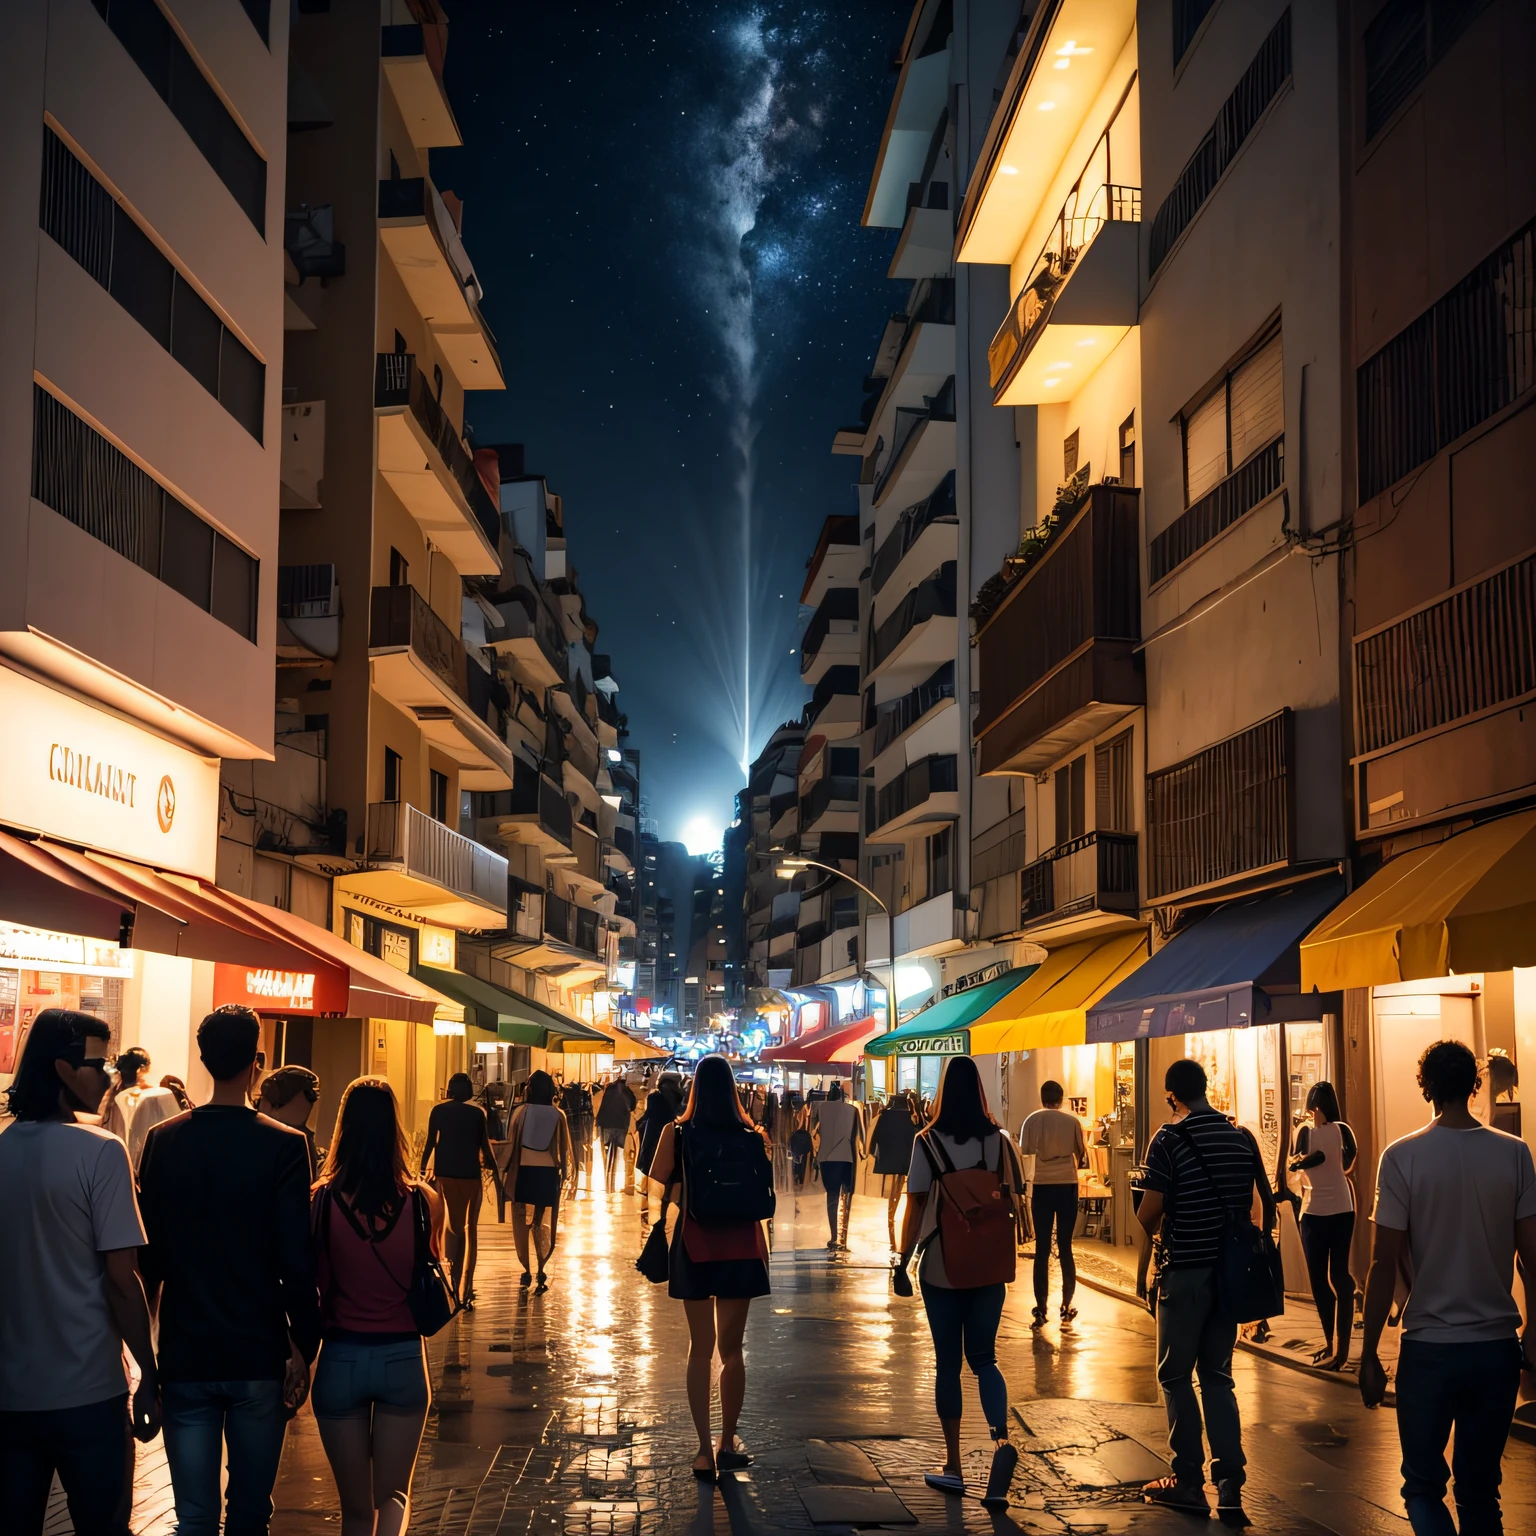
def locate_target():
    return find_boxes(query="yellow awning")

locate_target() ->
[556,1020,667,1060]
[968,929,1150,1054]
[1300,810,1536,992]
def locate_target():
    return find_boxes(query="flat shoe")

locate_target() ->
[716,1449,753,1471]
[691,1461,716,1482]
[1144,1475,1210,1517]
[924,1470,965,1495]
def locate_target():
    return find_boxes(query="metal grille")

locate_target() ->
[1149,10,1291,276]
[1149,436,1284,583]
[39,128,113,285]
[1358,219,1535,500]
[1146,712,1291,899]
[1355,554,1536,754]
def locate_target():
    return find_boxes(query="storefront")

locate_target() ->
[760,1014,884,1098]
[0,921,135,1072]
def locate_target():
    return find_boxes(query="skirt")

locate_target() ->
[514,1165,561,1207]
[668,1223,771,1301]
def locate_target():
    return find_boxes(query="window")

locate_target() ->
[1364,0,1493,144]
[383,748,402,803]
[91,0,267,233]
[1173,0,1218,65]
[1118,412,1137,486]
[1182,330,1283,504]
[389,548,409,587]
[1063,429,1080,479]
[927,825,953,899]
[828,746,859,776]
[30,385,257,641]
[430,769,449,823]
[393,329,407,355]
[1054,755,1087,846]
[1095,730,1135,833]
[40,129,266,441]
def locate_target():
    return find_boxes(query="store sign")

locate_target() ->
[0,921,133,976]
[0,667,218,879]
[942,961,1009,999]
[896,1033,968,1056]
[213,961,347,1016]
[419,925,455,966]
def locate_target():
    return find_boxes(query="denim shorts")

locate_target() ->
[311,1337,429,1420]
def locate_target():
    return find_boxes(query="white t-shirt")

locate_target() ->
[1373,1121,1536,1343]
[0,1119,147,1410]
[907,1129,1004,1289]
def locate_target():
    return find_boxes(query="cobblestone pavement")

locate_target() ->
[80,1181,1536,1534]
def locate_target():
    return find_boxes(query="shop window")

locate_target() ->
[1118,411,1136,487]
[430,769,449,823]
[1054,755,1086,846]
[918,1055,942,1102]
[1182,329,1283,505]
[1095,730,1135,833]
[383,747,402,803]
[897,1056,918,1094]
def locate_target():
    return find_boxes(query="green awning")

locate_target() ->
[416,965,611,1047]
[863,966,1040,1057]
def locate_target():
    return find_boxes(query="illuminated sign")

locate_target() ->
[213,961,346,1016]
[895,1033,968,1056]
[0,667,217,878]
[0,921,133,977]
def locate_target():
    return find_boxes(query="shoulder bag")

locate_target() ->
[1172,1123,1284,1324]
[324,1183,461,1336]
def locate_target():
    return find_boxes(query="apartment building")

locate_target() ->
[0,0,298,1096]
[740,719,807,997]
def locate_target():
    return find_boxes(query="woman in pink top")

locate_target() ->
[310,1078,445,1536]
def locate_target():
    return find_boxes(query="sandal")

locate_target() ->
[691,1453,716,1482]
[1060,1304,1078,1323]
[924,1467,965,1495]
[716,1440,753,1471]
[1310,1345,1335,1366]
[1030,1306,1048,1329]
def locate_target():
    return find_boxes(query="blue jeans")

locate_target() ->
[161,1379,288,1536]
[1156,1265,1243,1490]
[1395,1337,1522,1536]
[0,1394,130,1536]
[919,1279,1008,1438]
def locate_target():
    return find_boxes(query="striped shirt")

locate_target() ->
[1144,1111,1262,1269]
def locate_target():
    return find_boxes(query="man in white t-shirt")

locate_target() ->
[0,1009,160,1536]
[1361,1039,1536,1536]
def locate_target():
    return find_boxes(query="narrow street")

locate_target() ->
[235,1187,1532,1536]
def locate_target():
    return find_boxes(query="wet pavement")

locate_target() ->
[81,1181,1536,1534]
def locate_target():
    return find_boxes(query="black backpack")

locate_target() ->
[680,1122,775,1226]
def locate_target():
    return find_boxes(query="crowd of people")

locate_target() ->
[1,1009,1532,1536]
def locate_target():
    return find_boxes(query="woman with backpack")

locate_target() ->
[893,1056,1023,1511]
[646,1054,773,1481]
[310,1078,446,1536]
[503,1070,574,1293]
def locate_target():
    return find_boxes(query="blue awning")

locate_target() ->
[1086,877,1345,1043]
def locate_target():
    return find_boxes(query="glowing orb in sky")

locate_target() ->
[680,816,722,856]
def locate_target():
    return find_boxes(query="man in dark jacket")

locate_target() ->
[138,1007,320,1536]
[596,1076,637,1190]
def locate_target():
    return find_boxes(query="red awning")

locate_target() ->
[760,1014,883,1065]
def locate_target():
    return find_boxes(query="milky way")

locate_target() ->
[436,0,903,842]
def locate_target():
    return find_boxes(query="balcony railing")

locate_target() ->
[973,487,1143,776]
[873,473,956,595]
[800,776,860,828]
[278,564,338,619]
[874,377,955,505]
[873,662,955,758]
[1019,832,1139,926]
[989,182,1142,390]
[870,562,957,671]
[799,586,860,675]
[1354,553,1536,756]
[492,593,567,677]
[1146,711,1293,901]
[1149,436,1284,584]
[872,754,957,832]
[366,800,507,911]
[375,354,501,551]
[369,584,467,703]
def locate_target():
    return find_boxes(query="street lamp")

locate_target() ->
[772,855,898,1039]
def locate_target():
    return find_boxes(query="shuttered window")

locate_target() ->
[1183,387,1228,503]
[1182,327,1284,508]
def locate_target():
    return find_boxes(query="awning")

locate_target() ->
[969,930,1150,1054]
[1088,879,1345,1044]
[416,964,612,1047]
[864,967,1040,1057]
[1300,811,1536,991]
[760,1015,884,1065]
[557,1019,667,1060]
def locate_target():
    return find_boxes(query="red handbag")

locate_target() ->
[680,1215,764,1263]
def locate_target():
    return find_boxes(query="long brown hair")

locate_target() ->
[679,1055,762,1137]
[926,1056,1000,1144]
[317,1076,414,1219]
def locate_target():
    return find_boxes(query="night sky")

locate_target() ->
[435,1,906,849]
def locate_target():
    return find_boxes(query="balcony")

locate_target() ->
[805,667,861,732]
[1149,436,1284,585]
[873,662,956,761]
[375,354,501,576]
[799,775,860,835]
[368,585,514,790]
[377,177,503,388]
[1146,711,1294,902]
[974,486,1142,776]
[872,472,956,595]
[381,2,461,149]
[988,175,1140,405]
[874,375,955,509]
[279,401,324,509]
[475,767,573,860]
[359,799,507,928]
[486,588,566,690]
[800,587,860,682]
[277,564,339,663]
[1019,831,1139,939]
[868,562,957,683]
[871,754,959,837]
